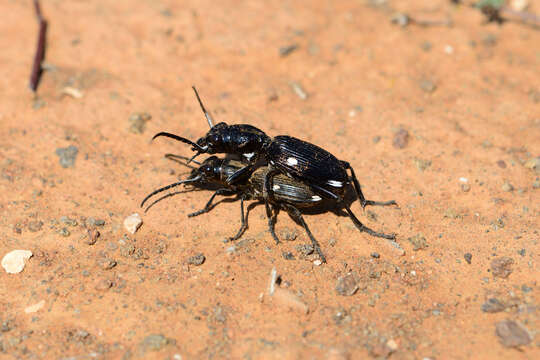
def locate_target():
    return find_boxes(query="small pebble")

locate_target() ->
[371,252,380,259]
[392,129,409,149]
[502,182,514,192]
[124,213,142,234]
[2,250,33,274]
[419,79,437,93]
[95,279,113,291]
[490,257,514,278]
[495,320,531,347]
[279,228,297,241]
[282,252,295,260]
[27,220,43,232]
[85,229,100,245]
[128,112,151,134]
[279,44,298,57]
[139,334,170,352]
[98,258,117,270]
[24,300,45,314]
[290,82,308,100]
[461,183,471,192]
[496,160,507,168]
[335,273,359,296]
[187,253,205,266]
[55,145,78,168]
[481,298,506,313]
[313,259,322,266]
[408,234,428,251]
[464,253,472,264]
[295,244,314,257]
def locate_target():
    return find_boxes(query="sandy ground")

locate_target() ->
[0,0,539,359]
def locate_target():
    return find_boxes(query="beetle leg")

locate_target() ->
[226,164,257,186]
[227,195,247,242]
[341,161,398,208]
[188,188,236,217]
[283,204,327,263]
[343,205,396,240]
[265,202,280,244]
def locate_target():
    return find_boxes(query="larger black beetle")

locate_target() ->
[152,87,397,240]
[141,156,397,263]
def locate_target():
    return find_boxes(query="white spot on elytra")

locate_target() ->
[327,180,343,187]
[287,157,298,166]
[311,195,322,201]
[272,184,280,191]
[243,152,255,160]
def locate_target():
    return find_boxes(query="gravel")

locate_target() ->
[464,253,472,264]
[335,273,359,296]
[392,128,409,149]
[481,298,506,313]
[187,253,205,266]
[55,145,78,168]
[495,320,531,347]
[490,257,514,278]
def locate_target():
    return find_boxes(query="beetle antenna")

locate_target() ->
[164,154,201,168]
[186,151,201,164]
[141,176,202,208]
[152,132,208,152]
[192,86,214,128]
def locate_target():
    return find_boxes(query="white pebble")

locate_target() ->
[24,300,45,314]
[124,213,143,234]
[313,259,322,266]
[459,177,469,183]
[444,45,454,54]
[2,250,33,274]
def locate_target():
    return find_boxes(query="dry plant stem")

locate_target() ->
[29,0,47,92]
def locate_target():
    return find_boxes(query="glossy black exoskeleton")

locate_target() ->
[152,87,397,241]
[141,156,397,263]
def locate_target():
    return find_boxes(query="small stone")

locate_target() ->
[24,300,45,314]
[139,334,170,352]
[279,44,298,57]
[124,213,142,234]
[98,258,117,270]
[282,252,295,260]
[85,229,100,245]
[496,160,506,168]
[290,82,308,100]
[55,145,78,168]
[313,259,322,266]
[491,257,514,278]
[128,112,151,134]
[95,279,113,291]
[2,250,33,274]
[414,158,431,172]
[60,216,78,226]
[408,234,428,251]
[187,253,205,266]
[86,217,106,227]
[392,129,409,149]
[523,157,540,172]
[518,249,526,256]
[335,273,359,296]
[279,228,298,241]
[419,79,437,93]
[502,182,514,192]
[461,183,471,192]
[372,135,381,144]
[58,227,70,237]
[27,220,43,232]
[481,298,506,313]
[495,320,531,347]
[295,244,314,257]
[386,339,398,352]
[371,252,380,259]
[464,253,472,264]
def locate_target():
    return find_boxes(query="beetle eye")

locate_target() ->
[211,135,220,144]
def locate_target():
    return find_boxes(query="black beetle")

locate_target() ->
[152,87,397,241]
[141,156,397,263]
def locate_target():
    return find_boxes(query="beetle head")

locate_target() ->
[194,122,229,153]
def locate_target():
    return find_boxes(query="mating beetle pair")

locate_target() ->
[143,87,397,262]
[141,156,396,263]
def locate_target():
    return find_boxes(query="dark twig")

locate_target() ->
[29,0,48,92]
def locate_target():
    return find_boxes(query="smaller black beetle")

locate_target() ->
[141,156,397,263]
